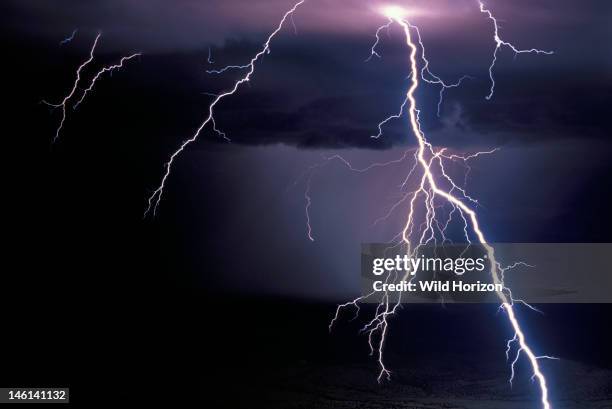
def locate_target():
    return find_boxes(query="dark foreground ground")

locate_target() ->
[221,359,612,409]
[1,292,610,407]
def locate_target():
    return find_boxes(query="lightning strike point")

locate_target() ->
[381,5,409,21]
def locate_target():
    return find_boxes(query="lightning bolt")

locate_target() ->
[43,33,140,141]
[73,53,141,109]
[43,33,101,143]
[145,0,306,217]
[479,1,553,100]
[59,29,78,46]
[327,6,555,408]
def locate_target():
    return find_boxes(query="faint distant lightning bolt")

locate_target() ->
[206,62,251,75]
[44,33,141,141]
[60,29,78,46]
[73,53,141,109]
[300,149,418,239]
[290,12,299,35]
[304,173,315,242]
[328,6,554,408]
[479,1,553,100]
[207,46,214,64]
[145,0,306,217]
[43,33,101,142]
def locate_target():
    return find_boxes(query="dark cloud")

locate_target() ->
[4,0,611,150]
